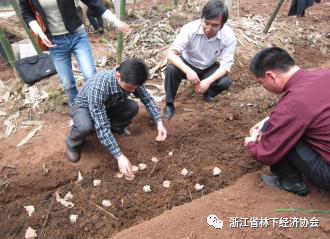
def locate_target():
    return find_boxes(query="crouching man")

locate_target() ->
[66,58,167,180]
[245,47,330,196]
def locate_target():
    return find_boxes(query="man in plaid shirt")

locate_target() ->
[66,58,167,180]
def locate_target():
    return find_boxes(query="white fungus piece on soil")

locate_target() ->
[168,150,174,156]
[151,157,159,163]
[77,171,83,182]
[115,172,123,178]
[195,183,204,191]
[132,165,139,172]
[24,205,35,217]
[213,167,222,176]
[93,179,101,187]
[64,192,73,201]
[163,180,171,189]
[143,185,152,193]
[102,200,112,207]
[138,163,147,171]
[69,214,78,223]
[55,192,74,208]
[25,227,37,239]
[181,168,189,176]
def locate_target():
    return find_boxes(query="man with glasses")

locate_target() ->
[163,0,237,119]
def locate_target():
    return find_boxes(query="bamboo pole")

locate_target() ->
[10,0,42,55]
[0,27,16,69]
[263,0,285,34]
[115,0,125,65]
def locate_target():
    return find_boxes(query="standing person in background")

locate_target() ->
[19,0,130,106]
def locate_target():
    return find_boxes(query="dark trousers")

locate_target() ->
[66,99,139,151]
[86,8,104,30]
[262,122,330,190]
[164,58,232,103]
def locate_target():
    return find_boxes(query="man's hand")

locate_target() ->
[39,32,56,48]
[195,80,211,93]
[186,69,200,85]
[249,116,269,135]
[117,21,130,33]
[116,154,135,180]
[156,121,167,141]
[244,127,263,147]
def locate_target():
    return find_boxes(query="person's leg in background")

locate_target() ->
[71,30,97,82]
[201,62,232,102]
[107,99,139,134]
[49,35,78,107]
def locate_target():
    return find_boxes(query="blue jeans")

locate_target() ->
[49,29,96,106]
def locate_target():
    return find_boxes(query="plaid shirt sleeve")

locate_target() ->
[134,85,161,123]
[87,79,122,158]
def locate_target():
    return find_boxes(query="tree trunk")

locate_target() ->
[263,0,285,34]
[10,0,43,55]
[115,0,125,65]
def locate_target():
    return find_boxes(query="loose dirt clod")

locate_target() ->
[24,205,35,217]
[162,180,171,189]
[138,163,147,171]
[194,184,204,191]
[25,227,37,238]
[143,185,152,193]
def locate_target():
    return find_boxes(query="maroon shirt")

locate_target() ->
[247,68,330,165]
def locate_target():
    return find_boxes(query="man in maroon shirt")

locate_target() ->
[245,47,330,196]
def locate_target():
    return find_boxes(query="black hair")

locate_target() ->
[202,0,228,25]
[118,58,149,86]
[250,47,295,78]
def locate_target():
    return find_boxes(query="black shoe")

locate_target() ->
[277,177,309,196]
[163,104,175,119]
[67,148,80,163]
[203,93,214,102]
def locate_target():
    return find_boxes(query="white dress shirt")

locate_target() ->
[170,19,237,72]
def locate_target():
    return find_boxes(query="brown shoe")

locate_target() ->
[67,148,80,163]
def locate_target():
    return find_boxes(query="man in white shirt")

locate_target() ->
[163,0,237,119]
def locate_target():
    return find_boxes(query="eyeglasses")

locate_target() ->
[202,18,222,30]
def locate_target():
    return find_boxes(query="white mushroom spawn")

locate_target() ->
[138,163,147,171]
[69,214,78,223]
[143,185,152,193]
[195,183,204,191]
[163,180,171,189]
[102,200,112,207]
[151,157,159,163]
[181,168,189,176]
[93,179,102,187]
[213,167,222,176]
